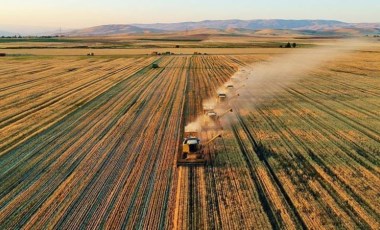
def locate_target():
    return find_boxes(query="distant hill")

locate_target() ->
[132,19,350,31]
[65,19,380,36]
[67,25,166,36]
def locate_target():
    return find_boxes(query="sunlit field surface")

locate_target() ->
[1,37,379,229]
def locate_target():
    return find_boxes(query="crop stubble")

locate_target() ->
[1,51,379,229]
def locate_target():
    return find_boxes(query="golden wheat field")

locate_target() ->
[1,39,380,229]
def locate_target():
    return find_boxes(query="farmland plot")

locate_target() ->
[0,55,244,229]
[1,49,379,229]
[174,50,380,229]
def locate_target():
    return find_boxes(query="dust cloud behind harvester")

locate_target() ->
[185,39,370,131]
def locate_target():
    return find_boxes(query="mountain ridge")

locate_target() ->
[3,19,379,36]
[66,19,380,36]
[132,19,349,31]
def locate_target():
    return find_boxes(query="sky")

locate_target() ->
[1,0,379,29]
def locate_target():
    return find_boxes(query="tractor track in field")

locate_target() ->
[0,58,160,163]
[254,105,374,228]
[0,59,147,126]
[24,56,186,226]
[230,124,282,229]
[0,58,158,155]
[259,89,380,223]
[279,89,380,168]
[284,87,380,162]
[286,88,380,143]
[231,110,307,229]
[0,59,104,94]
[298,80,380,118]
[1,58,165,227]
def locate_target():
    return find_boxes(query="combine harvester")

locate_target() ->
[217,91,240,103]
[217,92,227,102]
[204,108,233,121]
[177,132,222,166]
[177,79,245,167]
[226,84,234,89]
[178,108,233,166]
[203,108,233,128]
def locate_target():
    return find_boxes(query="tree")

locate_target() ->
[292,42,297,48]
[285,42,291,48]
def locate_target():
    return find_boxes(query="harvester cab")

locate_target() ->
[183,136,201,155]
[217,93,227,102]
[206,110,217,120]
[178,132,222,166]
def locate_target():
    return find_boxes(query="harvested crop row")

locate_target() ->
[173,55,286,229]
[174,50,379,229]
[2,55,175,228]
[0,57,157,155]
[2,51,378,229]
[1,55,248,229]
[226,51,380,229]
